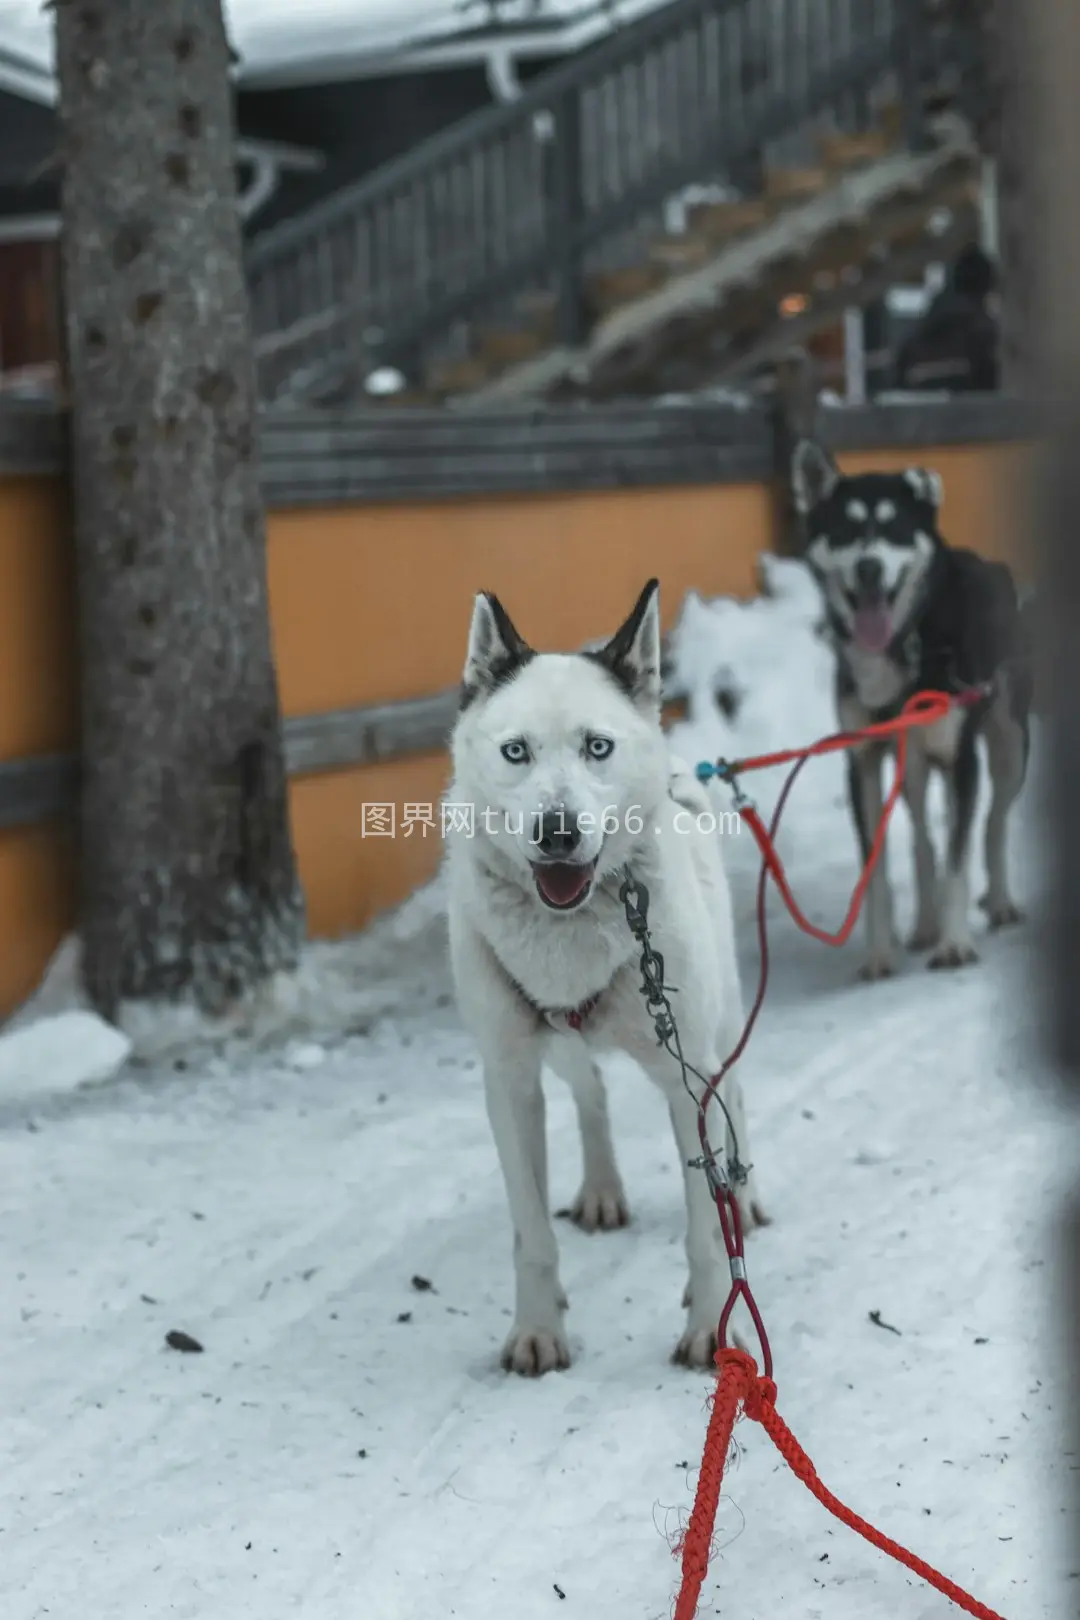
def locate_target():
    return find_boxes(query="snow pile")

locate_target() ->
[8,874,450,1070]
[0,1008,131,1106]
[665,554,845,885]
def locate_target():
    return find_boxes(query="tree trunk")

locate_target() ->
[54,0,304,1021]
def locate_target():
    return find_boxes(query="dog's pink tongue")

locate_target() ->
[535,863,591,906]
[853,602,892,653]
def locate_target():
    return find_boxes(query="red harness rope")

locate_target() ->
[675,686,1006,1620]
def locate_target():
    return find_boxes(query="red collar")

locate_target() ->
[507,974,601,1031]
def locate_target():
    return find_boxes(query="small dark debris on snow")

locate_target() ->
[173,1058,188,1072]
[869,1309,901,1336]
[819,1553,829,1562]
[377,1093,388,1105]
[191,1211,206,1221]
[676,1460,689,1469]
[397,1312,412,1324]
[974,1336,989,1345]
[165,1330,204,1353]
[554,1584,566,1600]
[411,1275,435,1293]
[141,1294,157,1305]
[358,1449,368,1459]
[802,1108,815,1120]
[245,1542,252,1551]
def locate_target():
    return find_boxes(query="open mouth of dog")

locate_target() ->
[845,582,902,653]
[531,858,598,911]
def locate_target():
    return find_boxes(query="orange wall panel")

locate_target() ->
[267,481,773,715]
[0,443,1039,1016]
[0,476,77,760]
[289,753,449,940]
[0,824,75,1014]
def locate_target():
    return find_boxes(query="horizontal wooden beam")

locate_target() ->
[282,689,459,776]
[0,754,78,829]
[0,395,1036,501]
[0,671,697,830]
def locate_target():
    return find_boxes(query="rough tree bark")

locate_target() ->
[54,0,304,1021]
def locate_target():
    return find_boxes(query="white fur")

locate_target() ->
[444,587,766,1376]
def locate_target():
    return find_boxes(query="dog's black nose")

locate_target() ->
[854,554,884,594]
[533,808,582,857]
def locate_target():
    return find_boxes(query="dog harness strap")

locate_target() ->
[503,967,601,1031]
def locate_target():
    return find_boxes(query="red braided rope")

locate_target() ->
[673,687,1009,1620]
[675,1351,1007,1620]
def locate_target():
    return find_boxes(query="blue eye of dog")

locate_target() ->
[500,739,530,764]
[586,736,614,761]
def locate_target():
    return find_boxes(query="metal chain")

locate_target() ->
[617,865,748,1191]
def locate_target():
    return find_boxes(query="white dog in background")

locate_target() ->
[443,579,767,1376]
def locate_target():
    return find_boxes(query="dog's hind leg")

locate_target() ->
[548,1039,630,1233]
[847,744,896,979]
[902,740,940,951]
[929,714,980,969]
[720,1067,769,1231]
[480,1046,571,1376]
[980,681,1028,929]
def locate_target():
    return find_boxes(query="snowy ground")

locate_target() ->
[1,561,1075,1620]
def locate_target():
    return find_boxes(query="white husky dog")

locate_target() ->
[444,578,767,1376]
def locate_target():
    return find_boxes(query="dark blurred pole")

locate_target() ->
[1029,0,1080,1591]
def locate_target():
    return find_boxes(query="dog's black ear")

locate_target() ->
[588,578,661,709]
[901,467,944,512]
[461,592,534,709]
[791,439,839,515]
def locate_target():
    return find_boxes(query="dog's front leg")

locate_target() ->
[548,1038,630,1231]
[902,741,940,951]
[847,744,896,979]
[481,1047,571,1375]
[646,1074,728,1369]
[929,719,980,969]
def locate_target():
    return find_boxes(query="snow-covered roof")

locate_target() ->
[0,0,667,94]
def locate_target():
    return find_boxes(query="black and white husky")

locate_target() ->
[443,581,766,1377]
[792,440,1033,981]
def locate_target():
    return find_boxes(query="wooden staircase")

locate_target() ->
[246,0,988,410]
[461,120,982,405]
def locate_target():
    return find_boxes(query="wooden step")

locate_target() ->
[475,326,548,367]
[819,127,895,172]
[586,264,666,313]
[427,356,494,394]
[685,198,772,242]
[648,234,713,272]
[765,166,830,203]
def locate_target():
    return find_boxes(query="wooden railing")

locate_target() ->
[245,0,982,404]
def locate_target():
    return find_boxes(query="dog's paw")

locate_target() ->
[672,1324,718,1370]
[928,940,978,970]
[986,901,1025,930]
[501,1325,571,1377]
[561,1183,630,1233]
[906,922,940,953]
[857,955,896,983]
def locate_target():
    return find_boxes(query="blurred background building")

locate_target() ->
[0,0,1001,409]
